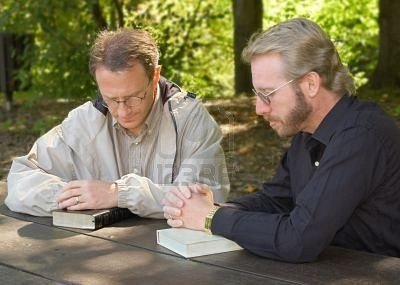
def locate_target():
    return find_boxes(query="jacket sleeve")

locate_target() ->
[116,98,230,219]
[5,125,73,216]
[173,99,230,202]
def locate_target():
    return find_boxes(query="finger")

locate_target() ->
[67,202,87,211]
[58,195,82,209]
[164,191,184,208]
[167,218,183,228]
[188,183,208,195]
[199,184,212,194]
[163,208,175,219]
[62,180,84,191]
[56,188,81,203]
[163,205,181,217]
[189,183,202,193]
[176,185,192,199]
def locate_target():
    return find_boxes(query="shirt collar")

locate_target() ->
[311,95,356,145]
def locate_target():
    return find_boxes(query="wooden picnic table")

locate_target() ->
[1,182,399,284]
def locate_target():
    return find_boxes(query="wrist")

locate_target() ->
[111,182,118,206]
[204,204,220,234]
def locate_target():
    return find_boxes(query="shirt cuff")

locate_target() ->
[116,180,130,208]
[210,206,240,237]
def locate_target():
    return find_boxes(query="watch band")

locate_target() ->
[204,204,220,235]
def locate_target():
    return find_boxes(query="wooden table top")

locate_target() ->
[1,182,400,284]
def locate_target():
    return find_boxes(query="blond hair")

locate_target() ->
[242,18,355,95]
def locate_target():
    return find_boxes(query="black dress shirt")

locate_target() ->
[212,96,400,262]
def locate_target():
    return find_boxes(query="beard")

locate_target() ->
[266,88,312,137]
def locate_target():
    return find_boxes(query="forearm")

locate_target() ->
[6,158,66,216]
[229,189,293,213]
[211,207,321,262]
[116,174,174,218]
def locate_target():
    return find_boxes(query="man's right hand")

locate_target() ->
[163,184,214,230]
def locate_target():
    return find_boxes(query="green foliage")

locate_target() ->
[32,116,60,136]
[263,0,379,88]
[0,0,233,100]
[359,87,400,120]
[0,1,97,101]
[0,117,27,133]
[131,0,233,98]
[0,0,381,100]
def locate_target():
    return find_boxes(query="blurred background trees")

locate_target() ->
[233,0,263,95]
[370,0,400,89]
[0,0,398,104]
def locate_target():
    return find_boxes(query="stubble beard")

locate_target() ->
[272,88,313,138]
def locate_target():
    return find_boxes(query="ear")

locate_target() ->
[301,71,321,98]
[152,65,162,86]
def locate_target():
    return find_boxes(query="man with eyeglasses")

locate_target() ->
[163,18,400,262]
[5,28,229,218]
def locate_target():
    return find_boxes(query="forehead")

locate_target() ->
[96,63,148,86]
[95,63,149,98]
[251,53,286,88]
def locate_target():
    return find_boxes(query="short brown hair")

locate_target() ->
[242,18,355,96]
[89,28,159,79]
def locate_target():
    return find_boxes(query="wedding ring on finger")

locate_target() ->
[75,196,80,205]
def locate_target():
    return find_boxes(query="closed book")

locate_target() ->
[52,207,132,230]
[156,228,242,258]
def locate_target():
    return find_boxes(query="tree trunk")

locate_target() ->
[233,0,263,95]
[370,0,400,89]
[91,0,108,30]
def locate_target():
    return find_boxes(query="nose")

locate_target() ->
[116,102,131,116]
[255,97,271,116]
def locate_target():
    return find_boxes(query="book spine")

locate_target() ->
[94,208,132,229]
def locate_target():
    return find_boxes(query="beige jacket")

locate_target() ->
[5,84,229,218]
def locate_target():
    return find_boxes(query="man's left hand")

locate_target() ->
[163,184,214,231]
[56,180,118,210]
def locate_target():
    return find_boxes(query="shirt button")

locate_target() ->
[134,142,139,145]
[314,161,320,167]
[133,168,139,174]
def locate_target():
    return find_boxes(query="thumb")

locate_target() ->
[167,218,183,228]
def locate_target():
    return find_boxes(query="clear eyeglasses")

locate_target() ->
[100,81,152,109]
[252,78,295,105]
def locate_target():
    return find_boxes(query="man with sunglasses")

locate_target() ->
[163,18,400,262]
[5,28,229,217]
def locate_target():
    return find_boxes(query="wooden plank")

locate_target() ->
[193,246,400,285]
[0,214,291,285]
[0,264,58,285]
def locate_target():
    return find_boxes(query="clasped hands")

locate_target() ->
[162,184,214,231]
[56,180,118,210]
